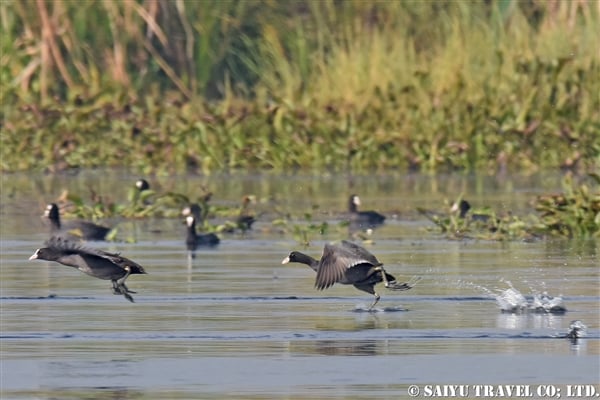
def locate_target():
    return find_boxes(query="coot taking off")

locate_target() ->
[29,237,146,302]
[186,216,220,250]
[282,240,417,309]
[44,203,112,241]
[348,195,386,228]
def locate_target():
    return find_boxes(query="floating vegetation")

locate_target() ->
[418,196,539,241]
[419,173,599,240]
[532,173,600,238]
[272,210,335,247]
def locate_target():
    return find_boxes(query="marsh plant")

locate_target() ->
[1,1,599,173]
[533,173,600,238]
[420,174,600,239]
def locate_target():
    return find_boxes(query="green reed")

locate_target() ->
[1,1,598,173]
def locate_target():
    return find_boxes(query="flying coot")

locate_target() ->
[29,237,146,302]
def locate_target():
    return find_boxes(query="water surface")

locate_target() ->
[1,171,598,399]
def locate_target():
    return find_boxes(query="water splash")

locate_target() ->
[530,292,567,314]
[496,283,566,314]
[456,279,567,314]
[566,320,587,339]
[352,304,409,313]
[495,287,528,313]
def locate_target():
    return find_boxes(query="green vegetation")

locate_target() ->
[532,173,600,238]
[420,174,600,239]
[1,1,599,173]
[2,1,598,239]
[0,0,600,173]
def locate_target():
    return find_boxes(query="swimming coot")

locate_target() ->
[135,178,150,192]
[348,195,386,229]
[236,195,256,232]
[186,215,220,250]
[452,199,491,222]
[44,203,112,241]
[29,237,146,302]
[182,204,203,221]
[282,240,417,309]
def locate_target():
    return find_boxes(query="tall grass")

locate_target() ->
[1,0,599,173]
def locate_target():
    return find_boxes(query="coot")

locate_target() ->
[452,200,491,222]
[236,195,256,232]
[29,237,146,302]
[282,240,417,309]
[135,178,150,192]
[182,204,203,221]
[186,215,220,250]
[348,195,386,229]
[44,203,112,241]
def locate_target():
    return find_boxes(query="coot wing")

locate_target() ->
[315,243,347,290]
[315,242,379,290]
[92,248,146,274]
[337,240,381,266]
[44,237,146,274]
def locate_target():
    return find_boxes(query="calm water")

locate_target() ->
[1,171,599,399]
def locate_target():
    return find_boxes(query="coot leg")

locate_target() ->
[373,266,392,287]
[111,276,136,302]
[368,293,381,310]
[116,268,132,288]
[121,289,135,303]
[387,276,422,291]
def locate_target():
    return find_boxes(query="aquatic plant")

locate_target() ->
[420,173,599,240]
[532,173,600,238]
[272,212,331,246]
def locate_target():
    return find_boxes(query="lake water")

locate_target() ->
[1,171,598,399]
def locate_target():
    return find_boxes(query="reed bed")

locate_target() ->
[1,0,599,173]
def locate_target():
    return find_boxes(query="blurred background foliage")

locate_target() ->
[1,0,599,173]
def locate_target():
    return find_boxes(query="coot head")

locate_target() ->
[44,203,61,229]
[348,195,361,213]
[347,195,386,228]
[136,179,150,191]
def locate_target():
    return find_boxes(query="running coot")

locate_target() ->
[282,240,417,309]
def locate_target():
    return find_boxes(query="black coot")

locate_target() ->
[186,215,220,251]
[29,237,146,302]
[135,178,150,192]
[235,195,256,232]
[282,240,417,309]
[452,200,490,222]
[348,195,386,229]
[182,204,203,221]
[44,203,112,241]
